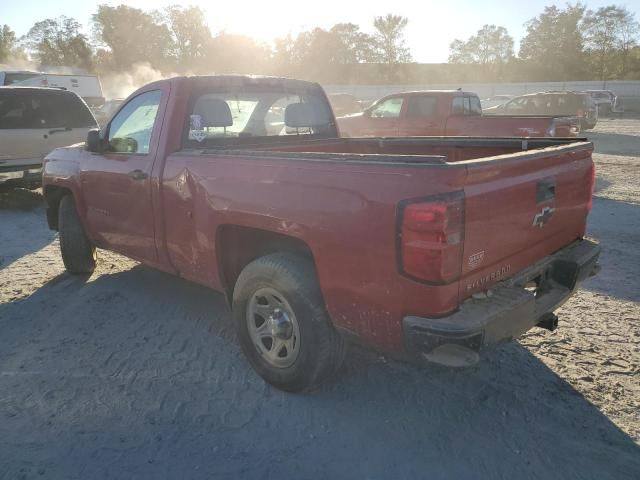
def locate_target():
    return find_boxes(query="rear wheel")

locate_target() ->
[58,194,96,274]
[233,253,346,392]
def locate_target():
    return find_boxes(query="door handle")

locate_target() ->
[49,127,72,135]
[128,169,148,181]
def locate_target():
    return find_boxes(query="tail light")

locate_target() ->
[588,162,596,211]
[398,192,465,284]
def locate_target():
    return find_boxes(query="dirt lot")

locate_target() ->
[1,119,639,479]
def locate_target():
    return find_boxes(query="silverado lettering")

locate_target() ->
[466,265,513,291]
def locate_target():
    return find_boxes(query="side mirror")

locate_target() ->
[86,129,101,153]
[110,137,138,153]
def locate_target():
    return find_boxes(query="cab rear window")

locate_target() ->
[183,80,335,148]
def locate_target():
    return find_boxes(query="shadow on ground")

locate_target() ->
[0,188,55,269]
[0,265,638,479]
[0,187,44,210]
[582,197,640,302]
[590,132,640,156]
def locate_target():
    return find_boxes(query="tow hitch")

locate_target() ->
[537,312,559,332]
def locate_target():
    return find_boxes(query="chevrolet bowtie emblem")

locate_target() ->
[532,206,555,228]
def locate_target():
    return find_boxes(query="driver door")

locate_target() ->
[359,96,403,136]
[81,88,165,262]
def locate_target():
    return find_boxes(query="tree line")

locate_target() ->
[0,3,639,85]
[449,4,639,81]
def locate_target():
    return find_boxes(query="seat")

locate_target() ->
[193,97,233,128]
[284,102,325,128]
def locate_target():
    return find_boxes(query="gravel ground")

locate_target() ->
[0,119,639,479]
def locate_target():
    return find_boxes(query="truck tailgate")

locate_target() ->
[459,142,594,299]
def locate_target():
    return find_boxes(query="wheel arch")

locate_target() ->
[43,185,74,231]
[215,224,316,306]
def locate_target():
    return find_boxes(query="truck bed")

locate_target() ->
[160,136,593,349]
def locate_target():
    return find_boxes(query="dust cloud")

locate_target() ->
[100,62,180,99]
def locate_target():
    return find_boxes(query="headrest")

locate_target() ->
[194,97,233,128]
[284,102,326,128]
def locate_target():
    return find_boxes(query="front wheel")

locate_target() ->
[233,253,346,392]
[58,194,96,274]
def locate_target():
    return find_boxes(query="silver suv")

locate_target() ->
[0,87,97,188]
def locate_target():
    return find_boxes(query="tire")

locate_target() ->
[233,253,346,392]
[58,194,96,274]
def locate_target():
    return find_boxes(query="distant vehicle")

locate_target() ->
[481,94,513,109]
[5,72,105,108]
[485,91,598,131]
[0,87,97,188]
[584,90,623,116]
[328,93,362,117]
[337,90,579,138]
[0,70,41,86]
[93,99,123,126]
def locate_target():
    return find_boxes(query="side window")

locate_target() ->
[452,97,464,115]
[108,90,161,154]
[0,94,47,129]
[468,96,482,115]
[406,96,437,118]
[44,93,96,128]
[369,97,404,119]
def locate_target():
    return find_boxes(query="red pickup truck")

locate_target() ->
[42,76,599,392]
[337,90,579,138]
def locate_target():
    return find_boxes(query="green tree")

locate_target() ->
[23,17,93,71]
[372,14,412,64]
[519,4,587,80]
[272,24,376,82]
[0,25,18,63]
[92,4,173,72]
[583,6,639,79]
[330,23,377,64]
[449,25,514,66]
[163,5,211,71]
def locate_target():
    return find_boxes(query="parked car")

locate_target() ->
[93,98,123,126]
[42,75,600,392]
[337,90,579,138]
[3,71,106,107]
[486,91,598,131]
[584,90,624,116]
[0,86,98,188]
[328,93,362,117]
[481,94,513,109]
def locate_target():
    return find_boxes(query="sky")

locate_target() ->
[1,0,637,63]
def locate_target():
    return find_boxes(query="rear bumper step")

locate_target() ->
[403,239,600,366]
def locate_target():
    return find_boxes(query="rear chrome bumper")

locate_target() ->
[403,239,600,365]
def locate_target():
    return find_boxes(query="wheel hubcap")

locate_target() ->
[247,288,300,368]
